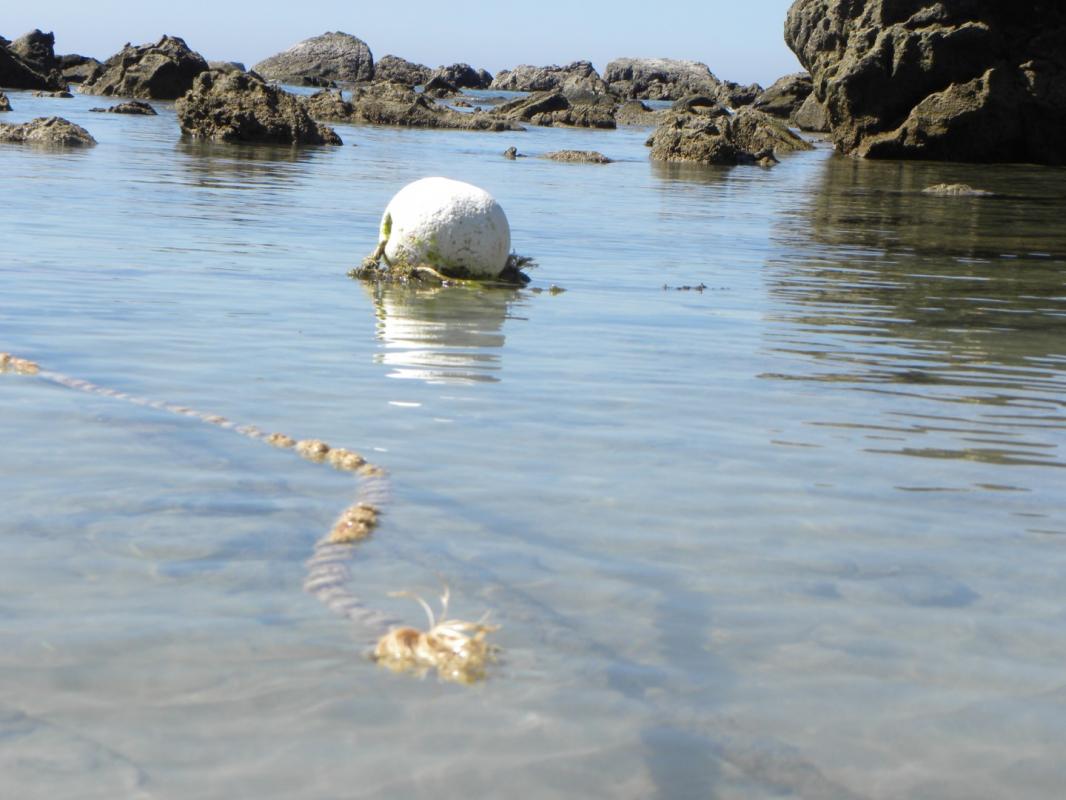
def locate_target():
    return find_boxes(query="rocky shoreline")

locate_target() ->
[3,10,1063,163]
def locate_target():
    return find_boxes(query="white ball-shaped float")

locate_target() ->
[379,177,511,279]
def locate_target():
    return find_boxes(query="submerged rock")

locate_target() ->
[0,116,96,146]
[253,31,374,84]
[90,100,158,115]
[304,82,518,131]
[376,177,511,279]
[543,150,612,163]
[785,0,1066,164]
[374,54,431,87]
[497,90,616,128]
[604,57,721,100]
[33,89,73,98]
[81,35,208,99]
[176,70,342,145]
[922,183,994,197]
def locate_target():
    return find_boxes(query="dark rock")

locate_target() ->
[791,92,829,132]
[10,29,57,72]
[81,35,209,99]
[0,40,64,90]
[490,61,606,93]
[671,95,727,115]
[423,75,458,97]
[303,81,519,131]
[430,63,492,89]
[785,0,1066,164]
[374,54,431,87]
[543,150,612,163]
[299,75,337,88]
[604,57,721,100]
[208,60,246,73]
[717,80,763,108]
[497,90,616,128]
[0,91,10,112]
[176,69,342,145]
[0,115,95,146]
[502,146,521,159]
[253,32,373,84]
[33,90,73,98]
[90,100,158,115]
[753,72,812,119]
[58,54,101,84]
[648,105,812,165]
[615,99,666,126]
[452,98,472,108]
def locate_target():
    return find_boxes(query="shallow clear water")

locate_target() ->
[2,89,1066,799]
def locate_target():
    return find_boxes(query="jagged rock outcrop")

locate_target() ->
[754,72,812,118]
[58,54,101,84]
[374,55,431,86]
[647,103,811,165]
[90,100,158,114]
[0,116,95,146]
[717,80,764,108]
[303,82,519,131]
[81,35,208,99]
[423,75,458,97]
[0,91,10,112]
[604,57,721,100]
[430,63,492,89]
[10,29,57,72]
[497,90,616,128]
[490,61,607,94]
[0,39,65,90]
[176,69,341,145]
[253,32,373,84]
[785,0,1066,164]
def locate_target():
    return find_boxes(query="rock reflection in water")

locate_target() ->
[764,153,1066,471]
[362,282,523,383]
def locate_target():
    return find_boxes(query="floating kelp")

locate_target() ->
[350,252,534,287]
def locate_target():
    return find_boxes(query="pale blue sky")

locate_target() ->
[4,1,801,86]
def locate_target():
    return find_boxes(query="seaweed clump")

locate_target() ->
[373,588,498,685]
[350,250,535,288]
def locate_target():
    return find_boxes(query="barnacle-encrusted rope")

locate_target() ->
[1,352,497,684]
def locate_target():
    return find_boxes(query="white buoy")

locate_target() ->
[378,177,511,279]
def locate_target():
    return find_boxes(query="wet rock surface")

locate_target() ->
[497,90,616,128]
[490,61,607,94]
[0,91,10,112]
[786,0,1066,164]
[253,31,373,84]
[648,104,811,166]
[176,70,342,145]
[304,82,518,131]
[374,55,431,87]
[604,57,721,100]
[81,35,208,99]
[543,149,612,163]
[90,100,157,115]
[0,115,96,146]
